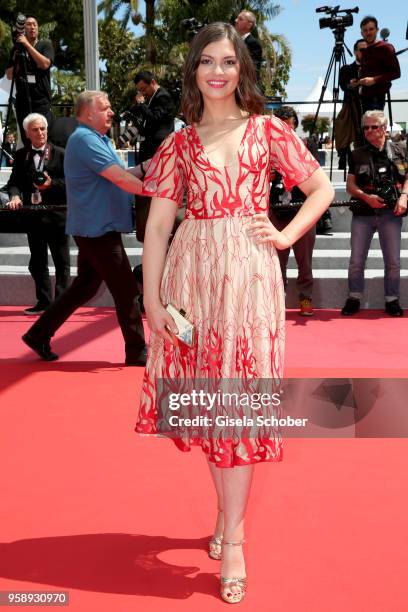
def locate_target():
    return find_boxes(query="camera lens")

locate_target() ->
[34,171,46,186]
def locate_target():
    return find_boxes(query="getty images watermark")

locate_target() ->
[155,378,306,440]
[167,388,308,429]
[155,378,408,438]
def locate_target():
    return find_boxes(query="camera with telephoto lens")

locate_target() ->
[12,13,26,43]
[118,110,144,148]
[118,125,139,148]
[32,170,47,187]
[375,174,400,207]
[269,173,292,208]
[270,176,285,203]
[180,17,205,41]
[316,5,359,31]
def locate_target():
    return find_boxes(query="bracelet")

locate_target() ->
[400,191,408,196]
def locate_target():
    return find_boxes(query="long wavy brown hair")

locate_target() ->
[181,22,265,125]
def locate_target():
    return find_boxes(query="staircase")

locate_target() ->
[1,166,407,309]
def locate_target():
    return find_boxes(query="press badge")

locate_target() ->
[27,75,36,84]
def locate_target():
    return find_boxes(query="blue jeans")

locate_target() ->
[348,210,402,301]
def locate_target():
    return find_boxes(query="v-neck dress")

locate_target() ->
[135,114,320,467]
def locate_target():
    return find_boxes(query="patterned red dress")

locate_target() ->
[135,114,319,467]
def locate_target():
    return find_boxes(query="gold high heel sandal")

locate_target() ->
[220,540,247,604]
[208,509,223,560]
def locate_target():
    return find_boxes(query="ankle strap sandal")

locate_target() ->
[220,540,247,604]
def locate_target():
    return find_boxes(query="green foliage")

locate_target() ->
[98,0,141,29]
[0,0,292,115]
[99,18,143,116]
[259,30,290,98]
[0,16,11,74]
[0,0,85,73]
[97,1,291,98]
[301,114,331,136]
[52,70,86,115]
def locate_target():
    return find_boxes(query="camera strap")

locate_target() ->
[25,143,51,172]
[384,140,399,183]
[385,139,393,163]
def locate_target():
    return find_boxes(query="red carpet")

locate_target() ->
[1,307,407,611]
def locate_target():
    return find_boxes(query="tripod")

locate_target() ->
[312,26,353,180]
[0,42,32,167]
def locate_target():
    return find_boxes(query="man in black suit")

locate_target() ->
[130,70,175,242]
[2,132,17,166]
[6,113,70,314]
[235,10,263,81]
[336,39,367,169]
[130,70,175,164]
[339,39,367,101]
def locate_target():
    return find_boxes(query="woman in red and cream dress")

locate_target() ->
[136,22,334,604]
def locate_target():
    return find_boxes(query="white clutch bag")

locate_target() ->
[165,304,195,348]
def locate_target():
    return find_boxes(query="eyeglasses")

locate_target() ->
[363,125,381,131]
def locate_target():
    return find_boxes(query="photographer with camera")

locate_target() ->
[341,110,407,317]
[357,15,401,112]
[339,39,367,100]
[5,113,70,315]
[128,71,175,245]
[269,106,320,316]
[130,71,175,165]
[5,15,54,145]
[336,38,367,168]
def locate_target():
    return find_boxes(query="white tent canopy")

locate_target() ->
[387,122,403,133]
[294,77,336,116]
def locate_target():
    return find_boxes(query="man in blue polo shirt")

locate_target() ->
[22,90,147,365]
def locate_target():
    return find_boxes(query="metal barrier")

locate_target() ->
[0,201,359,233]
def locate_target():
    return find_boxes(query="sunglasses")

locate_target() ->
[363,125,381,131]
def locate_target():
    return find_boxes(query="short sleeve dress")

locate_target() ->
[135,114,319,467]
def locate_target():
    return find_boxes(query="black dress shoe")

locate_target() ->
[125,346,147,366]
[323,217,333,230]
[385,300,404,317]
[316,219,333,235]
[24,302,50,315]
[22,332,59,361]
[341,297,361,316]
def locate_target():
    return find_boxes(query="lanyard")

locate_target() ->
[25,143,51,171]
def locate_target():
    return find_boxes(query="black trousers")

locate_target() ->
[361,95,386,113]
[27,219,70,306]
[270,212,316,300]
[28,232,146,359]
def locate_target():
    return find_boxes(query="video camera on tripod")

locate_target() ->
[312,6,359,180]
[316,5,359,31]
